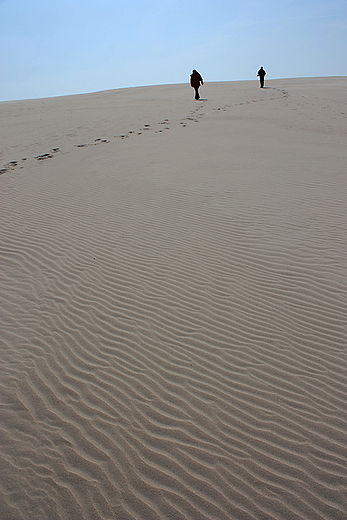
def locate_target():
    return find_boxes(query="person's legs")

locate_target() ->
[260,77,264,88]
[194,86,200,99]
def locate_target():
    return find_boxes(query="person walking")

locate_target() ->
[257,66,266,88]
[190,69,204,99]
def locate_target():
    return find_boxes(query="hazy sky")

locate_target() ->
[1,0,346,101]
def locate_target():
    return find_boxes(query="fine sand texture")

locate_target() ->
[1,77,347,520]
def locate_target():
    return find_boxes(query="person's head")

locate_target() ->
[192,69,197,73]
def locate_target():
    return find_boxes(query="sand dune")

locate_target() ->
[1,77,347,519]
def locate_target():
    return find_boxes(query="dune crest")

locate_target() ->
[1,78,347,520]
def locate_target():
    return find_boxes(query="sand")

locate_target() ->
[1,77,347,520]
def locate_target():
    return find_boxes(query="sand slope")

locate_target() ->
[1,78,347,519]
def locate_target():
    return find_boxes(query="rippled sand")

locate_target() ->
[1,77,347,520]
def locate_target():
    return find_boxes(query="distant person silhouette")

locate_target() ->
[257,66,266,88]
[190,69,204,99]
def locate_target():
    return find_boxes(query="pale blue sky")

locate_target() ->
[1,0,346,101]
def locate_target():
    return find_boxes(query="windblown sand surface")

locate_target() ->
[1,77,347,520]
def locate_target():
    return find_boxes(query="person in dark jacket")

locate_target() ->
[190,69,204,99]
[257,66,266,88]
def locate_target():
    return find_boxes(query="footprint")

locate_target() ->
[0,158,27,174]
[77,139,109,147]
[35,153,53,160]
[0,161,17,174]
[35,147,62,160]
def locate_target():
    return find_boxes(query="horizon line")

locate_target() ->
[1,75,345,103]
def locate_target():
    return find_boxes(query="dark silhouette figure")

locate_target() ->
[190,70,204,99]
[257,66,266,88]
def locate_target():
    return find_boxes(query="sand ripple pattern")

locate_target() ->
[1,79,347,519]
